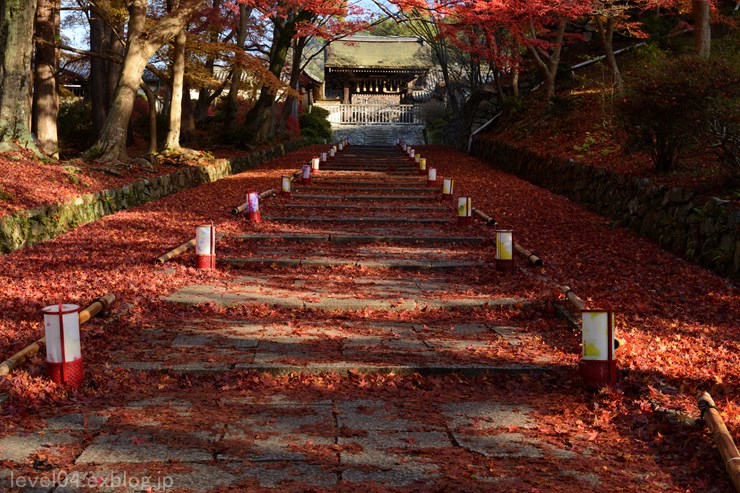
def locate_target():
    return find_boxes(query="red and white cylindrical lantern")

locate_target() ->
[246,190,261,222]
[402,142,407,151]
[415,154,421,165]
[311,156,320,175]
[329,147,336,160]
[495,230,514,272]
[457,197,473,226]
[580,310,617,388]
[281,176,291,198]
[427,167,437,187]
[408,148,415,162]
[302,164,311,185]
[442,178,454,202]
[338,142,344,151]
[196,224,216,269]
[321,152,327,163]
[396,138,401,147]
[42,303,83,388]
[418,158,427,175]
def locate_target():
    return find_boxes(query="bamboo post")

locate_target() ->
[514,243,544,267]
[0,294,116,376]
[698,392,740,492]
[561,285,587,310]
[472,208,497,226]
[157,238,196,263]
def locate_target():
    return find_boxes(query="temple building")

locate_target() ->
[320,35,432,105]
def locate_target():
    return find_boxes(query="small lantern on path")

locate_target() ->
[42,303,83,388]
[408,148,415,162]
[196,224,216,269]
[321,152,327,163]
[495,230,514,272]
[580,310,618,388]
[247,190,261,222]
[457,197,472,226]
[281,176,291,198]
[311,156,320,175]
[418,158,427,175]
[427,167,437,187]
[302,164,311,185]
[442,178,454,202]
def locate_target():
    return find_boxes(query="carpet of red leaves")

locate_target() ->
[0,143,737,491]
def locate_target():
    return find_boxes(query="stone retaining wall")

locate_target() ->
[0,141,306,254]
[471,138,739,279]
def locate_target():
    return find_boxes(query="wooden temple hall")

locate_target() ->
[314,36,433,106]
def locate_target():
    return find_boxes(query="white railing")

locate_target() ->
[319,104,420,125]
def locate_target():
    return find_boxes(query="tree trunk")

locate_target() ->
[32,0,60,158]
[165,26,187,150]
[0,0,39,151]
[194,0,221,122]
[529,19,566,102]
[595,15,623,92]
[693,0,711,58]
[140,81,158,156]
[86,0,204,163]
[181,81,196,142]
[223,4,251,133]
[277,37,306,132]
[88,12,122,138]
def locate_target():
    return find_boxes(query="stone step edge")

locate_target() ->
[113,361,552,377]
[231,234,488,243]
[222,258,485,270]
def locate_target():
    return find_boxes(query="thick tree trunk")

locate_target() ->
[242,13,303,144]
[194,0,222,122]
[223,4,251,133]
[89,13,122,138]
[595,16,623,92]
[181,81,196,142]
[165,27,187,150]
[140,82,158,156]
[0,0,39,151]
[277,38,305,132]
[32,0,60,158]
[693,0,711,58]
[86,0,204,163]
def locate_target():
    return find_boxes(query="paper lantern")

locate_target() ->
[42,304,83,388]
[329,147,336,159]
[580,310,617,388]
[418,158,427,175]
[196,224,216,269]
[442,178,454,202]
[281,176,291,198]
[246,190,261,222]
[302,164,311,185]
[311,156,320,175]
[408,148,415,161]
[427,167,437,187]
[338,142,344,151]
[457,197,472,226]
[321,152,327,163]
[495,230,514,272]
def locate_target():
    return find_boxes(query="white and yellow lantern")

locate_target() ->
[580,310,617,388]
[42,303,83,388]
[196,224,216,270]
[495,230,514,272]
[457,197,472,226]
[418,158,427,175]
[320,152,327,163]
[301,163,311,185]
[442,178,454,202]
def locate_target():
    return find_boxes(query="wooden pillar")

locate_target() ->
[343,83,350,104]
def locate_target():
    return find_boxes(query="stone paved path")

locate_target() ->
[0,146,618,492]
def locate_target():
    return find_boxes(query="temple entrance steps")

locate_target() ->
[331,124,425,146]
